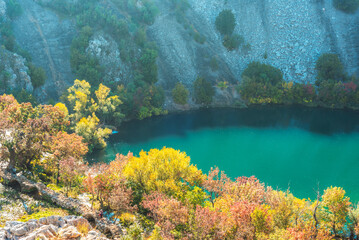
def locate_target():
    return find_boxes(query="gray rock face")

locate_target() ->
[87,33,133,85]
[0,0,6,18]
[12,0,76,100]
[188,0,359,83]
[7,0,359,104]
[148,0,237,90]
[0,48,33,94]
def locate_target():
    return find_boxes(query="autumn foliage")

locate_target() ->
[2,94,359,239]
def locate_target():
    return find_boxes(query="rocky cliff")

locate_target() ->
[2,0,359,102]
[12,0,76,100]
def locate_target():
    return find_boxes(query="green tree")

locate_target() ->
[172,82,189,105]
[28,63,46,88]
[315,53,345,85]
[215,10,236,35]
[7,0,22,19]
[194,77,215,105]
[242,62,283,85]
[139,48,158,84]
[223,34,244,51]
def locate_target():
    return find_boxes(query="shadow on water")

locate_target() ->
[110,105,359,144]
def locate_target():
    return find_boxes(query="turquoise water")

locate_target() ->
[89,106,359,202]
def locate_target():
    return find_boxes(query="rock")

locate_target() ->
[0,0,6,17]
[86,33,132,85]
[58,225,81,239]
[38,217,47,225]
[0,229,6,240]
[12,0,76,100]
[0,48,33,94]
[85,230,108,240]
[20,225,58,240]
[46,216,65,228]
[65,216,92,231]
[11,223,28,236]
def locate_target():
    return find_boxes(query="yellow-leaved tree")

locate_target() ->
[75,113,112,151]
[95,83,124,124]
[67,79,93,121]
[322,186,351,237]
[123,147,205,197]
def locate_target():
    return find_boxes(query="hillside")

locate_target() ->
[0,0,358,105]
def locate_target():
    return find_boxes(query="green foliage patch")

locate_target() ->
[333,0,359,13]
[28,63,46,88]
[223,34,244,51]
[242,62,284,85]
[215,10,236,36]
[194,77,215,105]
[315,53,345,85]
[172,82,189,105]
[6,0,22,20]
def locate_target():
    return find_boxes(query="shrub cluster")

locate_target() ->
[194,77,215,105]
[215,10,247,51]
[239,56,359,109]
[215,9,236,36]
[315,53,345,85]
[28,63,46,88]
[172,82,189,105]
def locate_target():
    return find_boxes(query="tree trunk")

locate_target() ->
[6,148,16,172]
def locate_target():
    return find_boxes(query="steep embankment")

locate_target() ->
[188,0,359,83]
[12,0,75,100]
[3,0,359,102]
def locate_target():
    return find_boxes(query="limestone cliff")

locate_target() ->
[2,0,359,102]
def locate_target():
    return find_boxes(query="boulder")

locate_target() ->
[58,225,81,239]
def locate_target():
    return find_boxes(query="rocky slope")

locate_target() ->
[1,216,109,240]
[187,0,359,83]
[2,0,359,102]
[12,0,75,100]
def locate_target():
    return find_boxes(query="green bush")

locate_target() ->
[7,0,22,19]
[10,89,38,105]
[210,57,219,71]
[315,53,345,85]
[333,0,359,13]
[242,62,284,85]
[139,47,158,84]
[194,77,215,105]
[134,28,147,47]
[215,10,236,35]
[172,82,189,105]
[0,21,15,51]
[192,31,206,44]
[140,0,159,25]
[28,63,46,88]
[223,34,244,51]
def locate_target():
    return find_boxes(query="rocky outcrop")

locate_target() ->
[87,33,133,86]
[0,0,6,18]
[1,170,123,239]
[0,216,109,240]
[0,48,33,94]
